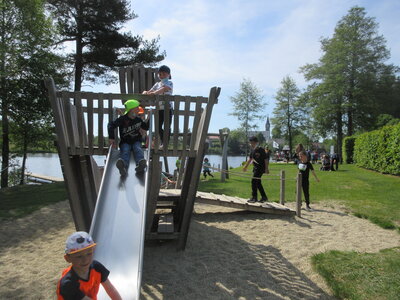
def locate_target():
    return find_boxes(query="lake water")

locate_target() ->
[15,153,247,179]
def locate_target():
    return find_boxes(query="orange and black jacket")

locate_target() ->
[56,260,109,300]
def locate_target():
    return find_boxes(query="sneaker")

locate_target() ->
[247,198,257,203]
[259,197,268,203]
[116,159,127,177]
[135,159,147,174]
[306,205,313,211]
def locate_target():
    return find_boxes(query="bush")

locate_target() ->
[342,136,356,164]
[353,123,400,175]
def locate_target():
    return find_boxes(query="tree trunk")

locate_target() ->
[1,97,9,188]
[74,5,84,92]
[1,10,9,188]
[336,110,343,163]
[19,126,29,185]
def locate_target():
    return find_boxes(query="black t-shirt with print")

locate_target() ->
[250,146,266,172]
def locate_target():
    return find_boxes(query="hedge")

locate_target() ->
[342,136,356,164]
[353,123,400,175]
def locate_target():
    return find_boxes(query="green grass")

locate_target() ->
[199,163,400,231]
[0,182,67,220]
[311,248,400,300]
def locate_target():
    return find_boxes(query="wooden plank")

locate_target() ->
[296,173,302,217]
[98,93,104,149]
[61,92,75,153]
[75,92,85,150]
[119,68,126,94]
[157,214,174,233]
[181,97,190,152]
[127,67,133,94]
[87,94,94,153]
[133,67,139,93]
[45,78,90,231]
[146,158,161,233]
[280,170,285,205]
[146,68,154,91]
[189,99,203,155]
[153,97,160,151]
[195,197,295,216]
[146,232,179,240]
[139,66,146,93]
[178,87,221,250]
[162,97,171,151]
[57,91,208,104]
[25,173,63,182]
[172,96,180,156]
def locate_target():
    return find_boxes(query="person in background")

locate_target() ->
[243,136,269,203]
[203,157,214,179]
[298,150,320,210]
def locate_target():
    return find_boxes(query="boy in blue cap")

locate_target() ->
[108,99,149,176]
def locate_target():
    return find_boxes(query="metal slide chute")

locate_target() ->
[90,114,152,300]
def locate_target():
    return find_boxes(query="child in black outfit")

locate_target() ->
[298,151,320,210]
[243,136,269,203]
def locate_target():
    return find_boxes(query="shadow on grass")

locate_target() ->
[141,219,334,300]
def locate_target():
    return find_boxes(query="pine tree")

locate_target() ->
[47,0,165,91]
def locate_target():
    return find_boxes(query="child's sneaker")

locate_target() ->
[259,197,268,203]
[247,198,257,203]
[135,159,147,174]
[306,205,313,211]
[116,159,127,177]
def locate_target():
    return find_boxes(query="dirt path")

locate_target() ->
[0,200,398,299]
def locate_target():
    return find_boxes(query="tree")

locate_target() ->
[227,129,246,155]
[271,76,304,155]
[229,78,266,157]
[1,0,64,187]
[47,0,165,91]
[301,6,397,157]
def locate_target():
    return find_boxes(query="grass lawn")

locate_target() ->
[198,163,400,230]
[0,182,67,220]
[312,248,400,300]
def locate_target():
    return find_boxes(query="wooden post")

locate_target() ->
[280,170,285,205]
[296,172,302,217]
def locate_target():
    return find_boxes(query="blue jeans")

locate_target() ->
[120,141,144,168]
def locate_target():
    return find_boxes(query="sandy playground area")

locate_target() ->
[0,199,399,300]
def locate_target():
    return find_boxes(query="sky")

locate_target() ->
[90,0,400,133]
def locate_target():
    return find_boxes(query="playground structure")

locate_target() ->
[46,65,302,299]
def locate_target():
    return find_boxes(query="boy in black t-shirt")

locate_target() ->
[108,99,149,176]
[243,136,269,203]
[56,231,122,300]
[298,151,320,210]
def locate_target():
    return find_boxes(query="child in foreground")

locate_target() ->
[56,231,122,300]
[298,150,320,210]
[108,99,149,176]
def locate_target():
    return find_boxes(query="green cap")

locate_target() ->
[124,99,140,115]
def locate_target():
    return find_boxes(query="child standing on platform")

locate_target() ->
[56,231,122,300]
[243,136,269,203]
[108,99,149,176]
[142,65,173,145]
[298,150,320,210]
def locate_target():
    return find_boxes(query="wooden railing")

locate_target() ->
[52,91,212,156]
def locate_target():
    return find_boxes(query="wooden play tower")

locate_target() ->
[45,66,220,250]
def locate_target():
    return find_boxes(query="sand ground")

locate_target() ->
[0,200,399,300]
